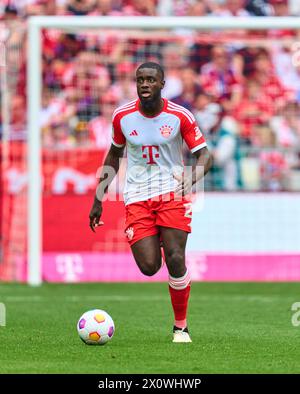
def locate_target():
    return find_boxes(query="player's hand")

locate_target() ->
[89,199,104,232]
[173,173,192,196]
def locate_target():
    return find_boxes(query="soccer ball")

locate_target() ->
[77,309,115,345]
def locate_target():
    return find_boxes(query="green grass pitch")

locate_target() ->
[0,282,300,374]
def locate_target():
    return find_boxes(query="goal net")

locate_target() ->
[1,17,300,284]
[0,22,27,281]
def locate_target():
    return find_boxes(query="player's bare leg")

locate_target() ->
[160,227,192,343]
[131,234,162,276]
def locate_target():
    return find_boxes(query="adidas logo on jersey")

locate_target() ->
[130,130,138,136]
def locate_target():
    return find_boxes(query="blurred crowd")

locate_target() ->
[1,0,300,191]
[1,0,300,18]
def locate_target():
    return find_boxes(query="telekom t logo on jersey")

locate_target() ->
[142,145,159,165]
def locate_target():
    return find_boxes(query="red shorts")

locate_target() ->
[124,192,192,246]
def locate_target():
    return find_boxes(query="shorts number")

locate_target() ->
[184,202,192,219]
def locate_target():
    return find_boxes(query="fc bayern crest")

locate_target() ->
[160,125,173,138]
[125,227,134,241]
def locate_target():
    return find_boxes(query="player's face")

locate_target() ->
[136,68,165,104]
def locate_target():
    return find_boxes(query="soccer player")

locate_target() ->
[89,62,212,343]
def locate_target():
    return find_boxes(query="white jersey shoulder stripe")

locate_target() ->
[167,103,194,124]
[167,102,195,123]
[113,104,136,119]
[167,105,193,123]
[168,100,195,118]
[116,99,137,110]
[112,100,137,118]
[167,104,194,124]
[113,101,136,116]
[113,104,136,116]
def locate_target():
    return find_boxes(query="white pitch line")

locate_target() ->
[1,295,168,302]
[1,295,295,303]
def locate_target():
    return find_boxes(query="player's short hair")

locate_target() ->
[136,62,165,80]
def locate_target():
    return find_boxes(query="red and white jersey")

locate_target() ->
[112,98,207,205]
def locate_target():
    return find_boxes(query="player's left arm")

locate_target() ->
[174,146,212,196]
[174,111,212,196]
[193,145,212,177]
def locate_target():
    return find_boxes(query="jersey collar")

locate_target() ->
[136,98,167,118]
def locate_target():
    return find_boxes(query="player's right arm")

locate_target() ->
[89,108,126,232]
[89,143,125,232]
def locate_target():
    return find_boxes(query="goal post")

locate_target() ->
[25,16,300,286]
[27,21,42,286]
